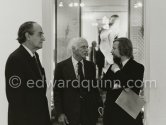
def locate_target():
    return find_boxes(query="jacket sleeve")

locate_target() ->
[92,63,103,107]
[100,65,115,91]
[114,64,144,94]
[53,63,64,120]
[5,55,29,124]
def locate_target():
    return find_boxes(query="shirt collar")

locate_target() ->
[72,56,83,66]
[22,44,34,57]
[122,58,130,67]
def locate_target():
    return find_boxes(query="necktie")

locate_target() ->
[77,61,87,98]
[78,61,84,80]
[32,55,43,77]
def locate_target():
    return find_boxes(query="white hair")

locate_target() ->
[67,37,88,55]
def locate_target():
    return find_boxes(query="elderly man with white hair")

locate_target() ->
[53,37,102,125]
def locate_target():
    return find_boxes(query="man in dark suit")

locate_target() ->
[102,37,144,125]
[5,21,51,125]
[53,37,102,125]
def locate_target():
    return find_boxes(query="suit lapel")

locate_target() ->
[63,58,76,80]
[121,58,133,71]
[34,52,44,78]
[19,45,42,79]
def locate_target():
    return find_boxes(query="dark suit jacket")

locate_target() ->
[5,45,50,125]
[102,59,144,125]
[53,57,102,125]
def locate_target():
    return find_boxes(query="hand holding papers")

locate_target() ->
[115,88,145,119]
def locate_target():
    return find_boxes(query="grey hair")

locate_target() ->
[67,37,88,55]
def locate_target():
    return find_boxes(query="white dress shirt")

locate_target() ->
[113,58,130,73]
[72,56,85,78]
[122,58,130,67]
[22,44,34,57]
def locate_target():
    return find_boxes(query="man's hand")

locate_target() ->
[58,114,69,125]
[111,63,120,73]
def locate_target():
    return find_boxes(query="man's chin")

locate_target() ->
[37,44,43,49]
[82,56,86,59]
[82,54,88,59]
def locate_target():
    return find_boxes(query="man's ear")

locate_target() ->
[25,32,30,41]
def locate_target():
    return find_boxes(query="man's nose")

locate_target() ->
[85,47,88,52]
[111,49,113,54]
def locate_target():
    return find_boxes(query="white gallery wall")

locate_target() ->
[0,0,42,124]
[145,0,166,125]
